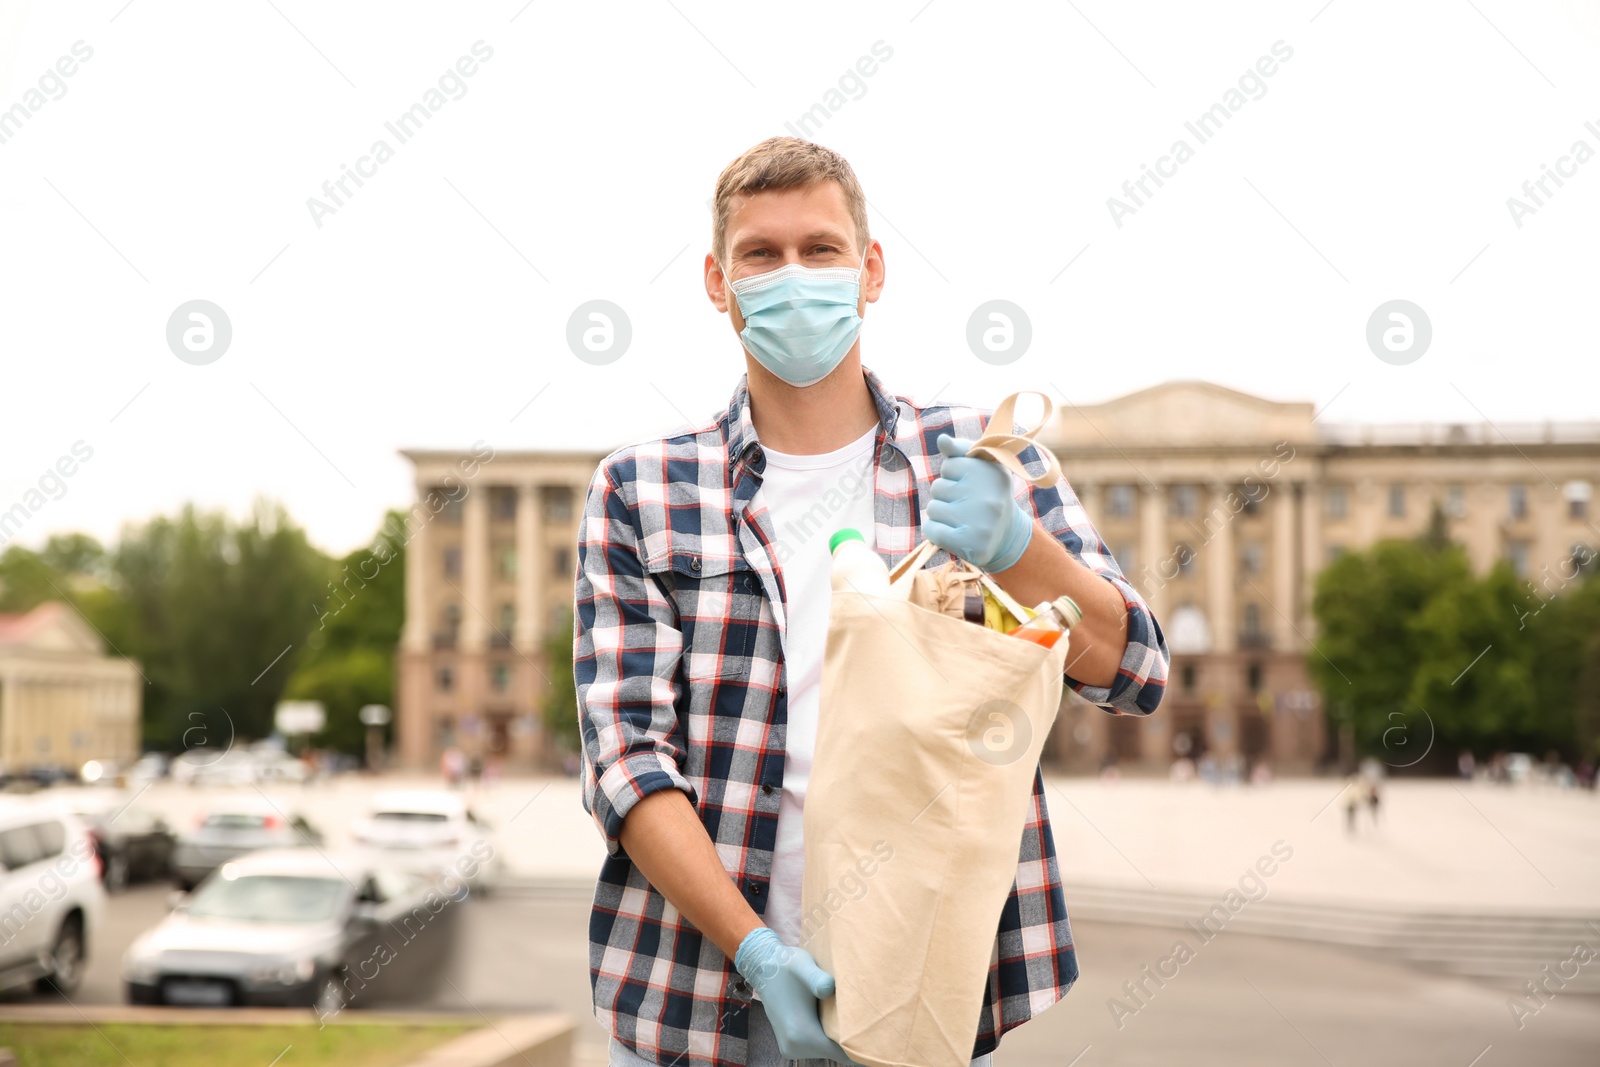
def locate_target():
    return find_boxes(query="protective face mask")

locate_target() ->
[724,248,868,387]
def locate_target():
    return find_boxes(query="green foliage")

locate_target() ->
[284,510,410,757]
[1310,536,1472,751]
[541,606,580,753]
[107,499,328,747]
[1312,529,1600,762]
[0,543,75,612]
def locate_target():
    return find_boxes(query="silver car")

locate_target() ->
[171,799,322,889]
[123,849,459,1010]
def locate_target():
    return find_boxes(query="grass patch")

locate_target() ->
[0,1022,473,1067]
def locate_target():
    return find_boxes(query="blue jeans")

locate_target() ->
[606,1001,995,1067]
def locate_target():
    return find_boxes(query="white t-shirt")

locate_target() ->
[756,423,878,948]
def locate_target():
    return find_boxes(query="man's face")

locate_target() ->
[705,180,884,338]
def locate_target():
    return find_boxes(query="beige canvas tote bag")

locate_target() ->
[800,393,1072,1067]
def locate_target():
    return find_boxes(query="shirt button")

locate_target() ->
[761,783,774,796]
[690,559,702,572]
[750,883,764,896]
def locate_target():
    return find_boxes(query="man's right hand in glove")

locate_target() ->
[735,927,859,1064]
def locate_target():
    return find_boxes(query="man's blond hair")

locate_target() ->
[711,137,870,270]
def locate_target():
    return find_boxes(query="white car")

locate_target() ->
[0,799,105,995]
[349,791,498,892]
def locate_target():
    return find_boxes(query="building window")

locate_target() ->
[1246,662,1263,693]
[1240,542,1263,576]
[1508,540,1531,578]
[1237,485,1262,517]
[1106,484,1136,519]
[491,664,511,692]
[495,604,515,644]
[1169,485,1199,519]
[1181,663,1196,692]
[429,488,463,524]
[491,486,518,521]
[436,666,454,692]
[1174,543,1196,577]
[1572,543,1597,576]
[552,547,573,578]
[1327,544,1346,565]
[1508,484,1528,521]
[1241,603,1262,637]
[1388,484,1406,519]
[496,546,517,581]
[543,486,575,523]
[1565,480,1591,520]
[442,546,462,579]
[1325,486,1348,521]
[1444,484,1466,518]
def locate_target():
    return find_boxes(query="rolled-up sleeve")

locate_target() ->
[1017,443,1169,716]
[574,460,696,856]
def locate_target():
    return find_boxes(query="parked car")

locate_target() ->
[49,791,175,893]
[0,799,105,995]
[349,790,498,892]
[171,799,322,890]
[123,849,459,1009]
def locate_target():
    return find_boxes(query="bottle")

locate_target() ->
[1009,596,1082,649]
[829,529,892,597]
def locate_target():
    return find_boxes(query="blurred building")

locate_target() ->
[0,601,142,775]
[397,382,1600,773]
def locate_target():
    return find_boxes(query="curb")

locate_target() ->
[403,1013,574,1067]
[0,1007,578,1067]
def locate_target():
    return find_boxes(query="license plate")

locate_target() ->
[163,979,231,1006]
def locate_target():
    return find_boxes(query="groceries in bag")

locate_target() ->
[829,528,908,600]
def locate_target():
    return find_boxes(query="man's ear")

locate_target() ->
[862,241,885,305]
[705,252,732,313]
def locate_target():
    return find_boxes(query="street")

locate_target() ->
[30,881,1600,1067]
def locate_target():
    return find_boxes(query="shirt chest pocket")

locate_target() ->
[645,551,763,682]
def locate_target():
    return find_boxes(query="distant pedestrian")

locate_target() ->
[1343,774,1362,834]
[1365,778,1380,828]
[1457,749,1476,780]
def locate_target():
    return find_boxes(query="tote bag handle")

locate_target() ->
[888,391,1064,593]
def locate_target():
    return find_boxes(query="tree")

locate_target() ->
[541,606,580,754]
[108,499,328,748]
[1310,535,1473,759]
[1409,562,1541,754]
[283,511,409,757]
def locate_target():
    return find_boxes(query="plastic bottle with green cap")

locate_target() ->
[829,528,893,597]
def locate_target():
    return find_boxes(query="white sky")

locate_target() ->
[1,0,1597,558]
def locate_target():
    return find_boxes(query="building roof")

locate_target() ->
[0,601,104,655]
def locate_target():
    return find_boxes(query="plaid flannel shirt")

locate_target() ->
[577,368,1168,1067]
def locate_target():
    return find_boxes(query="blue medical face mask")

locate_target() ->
[723,248,869,387]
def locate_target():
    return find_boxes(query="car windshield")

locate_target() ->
[203,813,273,831]
[372,811,449,822]
[187,875,346,923]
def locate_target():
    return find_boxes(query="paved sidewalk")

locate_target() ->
[133,774,1600,912]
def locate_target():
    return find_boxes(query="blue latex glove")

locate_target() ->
[734,927,858,1064]
[923,434,1034,572]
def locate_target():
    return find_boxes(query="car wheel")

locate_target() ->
[38,916,86,996]
[104,852,130,893]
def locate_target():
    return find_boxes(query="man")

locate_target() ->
[577,137,1168,1067]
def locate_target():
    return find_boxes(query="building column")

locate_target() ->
[1138,482,1167,620]
[1271,481,1296,649]
[1207,483,1236,654]
[460,486,490,650]
[401,486,430,653]
[1298,482,1321,638]
[515,484,538,653]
